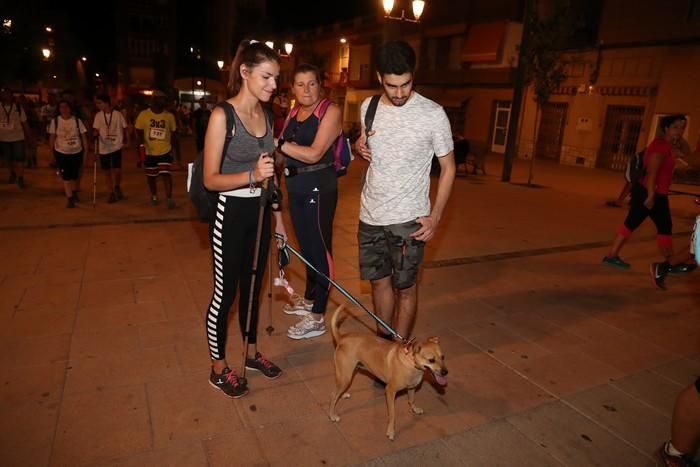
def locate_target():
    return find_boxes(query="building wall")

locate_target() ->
[518,44,700,168]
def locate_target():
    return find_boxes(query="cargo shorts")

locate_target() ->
[358,220,425,290]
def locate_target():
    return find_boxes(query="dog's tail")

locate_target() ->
[330,303,348,343]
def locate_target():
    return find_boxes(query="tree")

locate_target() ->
[520,1,576,185]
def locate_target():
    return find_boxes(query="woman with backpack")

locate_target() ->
[276,63,343,340]
[201,40,287,399]
[48,99,89,208]
[603,114,687,268]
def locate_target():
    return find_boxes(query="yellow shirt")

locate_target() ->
[134,109,177,156]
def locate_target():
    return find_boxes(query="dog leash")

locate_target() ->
[274,233,407,343]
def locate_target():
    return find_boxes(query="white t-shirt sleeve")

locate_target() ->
[119,111,128,128]
[78,119,87,134]
[48,119,56,134]
[432,108,454,158]
[19,108,27,123]
[92,113,103,131]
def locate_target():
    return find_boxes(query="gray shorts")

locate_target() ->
[358,220,424,290]
[0,141,26,163]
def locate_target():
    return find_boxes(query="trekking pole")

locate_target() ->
[265,227,275,337]
[240,175,272,379]
[93,135,98,207]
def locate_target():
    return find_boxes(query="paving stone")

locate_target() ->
[564,384,669,454]
[0,399,58,467]
[360,438,463,467]
[51,385,152,466]
[611,369,684,414]
[444,419,565,466]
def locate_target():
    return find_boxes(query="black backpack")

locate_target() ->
[187,102,272,223]
[626,149,645,184]
[188,102,235,223]
[364,95,381,138]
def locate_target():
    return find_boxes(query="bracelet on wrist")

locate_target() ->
[248,168,256,193]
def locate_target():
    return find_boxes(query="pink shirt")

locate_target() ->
[642,137,676,195]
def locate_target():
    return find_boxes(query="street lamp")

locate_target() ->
[45,26,52,32]
[265,41,274,50]
[41,48,51,59]
[217,60,224,70]
[284,42,293,55]
[81,56,87,62]
[383,0,425,23]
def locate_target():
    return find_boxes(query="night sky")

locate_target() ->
[266,0,375,31]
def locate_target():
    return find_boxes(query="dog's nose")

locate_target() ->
[441,368,448,376]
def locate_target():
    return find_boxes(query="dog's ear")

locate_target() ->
[428,337,440,345]
[412,343,422,354]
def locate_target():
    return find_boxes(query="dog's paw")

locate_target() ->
[329,413,341,422]
[386,431,395,441]
[411,406,424,415]
[342,392,351,399]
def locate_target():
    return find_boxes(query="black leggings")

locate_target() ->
[205,195,270,360]
[623,184,672,235]
[288,188,337,314]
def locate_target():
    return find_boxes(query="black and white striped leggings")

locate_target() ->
[205,194,270,361]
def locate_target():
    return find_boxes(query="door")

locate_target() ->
[596,105,644,171]
[490,101,511,153]
[535,102,568,160]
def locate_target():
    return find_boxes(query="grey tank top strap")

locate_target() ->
[220,105,275,175]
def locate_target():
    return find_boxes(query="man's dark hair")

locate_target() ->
[375,40,416,76]
[659,114,686,131]
[96,94,111,105]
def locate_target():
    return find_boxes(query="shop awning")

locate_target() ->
[461,21,508,62]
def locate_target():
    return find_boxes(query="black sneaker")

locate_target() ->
[66,196,76,209]
[16,176,25,189]
[115,186,124,200]
[668,263,697,274]
[209,367,248,399]
[108,192,118,204]
[245,352,282,379]
[602,255,631,269]
[650,262,669,290]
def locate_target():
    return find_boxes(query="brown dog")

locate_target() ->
[328,304,448,440]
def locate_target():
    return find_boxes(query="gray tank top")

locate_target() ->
[221,104,274,175]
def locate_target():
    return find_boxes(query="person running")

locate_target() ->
[0,88,33,189]
[48,100,89,208]
[603,114,687,269]
[355,40,456,343]
[134,91,179,209]
[202,40,287,398]
[277,63,342,340]
[93,94,130,203]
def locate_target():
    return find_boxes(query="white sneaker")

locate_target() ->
[282,294,314,316]
[287,313,326,340]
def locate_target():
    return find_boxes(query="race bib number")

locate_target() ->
[65,137,78,147]
[106,134,117,143]
[0,121,13,131]
[149,127,166,140]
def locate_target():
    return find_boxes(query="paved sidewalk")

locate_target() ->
[0,140,698,466]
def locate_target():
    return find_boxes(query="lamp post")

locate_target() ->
[382,0,425,23]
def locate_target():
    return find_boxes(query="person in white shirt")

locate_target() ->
[355,41,456,346]
[93,94,130,203]
[48,100,89,208]
[0,88,33,189]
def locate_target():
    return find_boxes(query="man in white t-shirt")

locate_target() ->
[93,94,130,203]
[356,40,456,344]
[0,88,33,188]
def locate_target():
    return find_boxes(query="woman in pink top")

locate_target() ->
[603,114,687,269]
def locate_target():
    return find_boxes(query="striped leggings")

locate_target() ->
[205,194,270,361]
